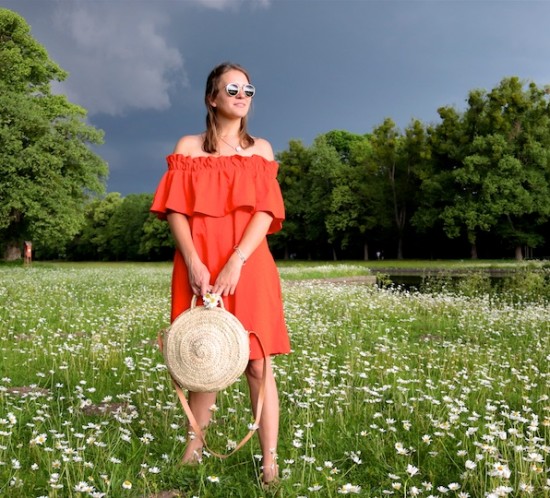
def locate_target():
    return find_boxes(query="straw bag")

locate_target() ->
[163,295,250,392]
[158,295,266,458]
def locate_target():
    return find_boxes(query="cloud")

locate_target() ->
[8,0,271,116]
[194,0,270,10]
[52,3,185,116]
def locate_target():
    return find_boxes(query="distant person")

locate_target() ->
[23,241,32,265]
[151,62,290,487]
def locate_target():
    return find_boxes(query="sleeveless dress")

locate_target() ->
[151,154,291,360]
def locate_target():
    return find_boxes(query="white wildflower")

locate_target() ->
[338,483,361,494]
[406,464,419,476]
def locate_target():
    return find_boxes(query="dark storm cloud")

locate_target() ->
[4,0,550,194]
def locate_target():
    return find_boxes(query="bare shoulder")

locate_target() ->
[173,134,204,155]
[252,137,275,161]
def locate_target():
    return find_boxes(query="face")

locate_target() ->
[209,69,253,119]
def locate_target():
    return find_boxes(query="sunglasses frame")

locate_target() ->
[225,82,256,98]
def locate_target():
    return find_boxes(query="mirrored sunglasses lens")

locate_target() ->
[244,85,255,97]
[226,83,239,96]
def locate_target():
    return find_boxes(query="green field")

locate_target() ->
[0,263,549,497]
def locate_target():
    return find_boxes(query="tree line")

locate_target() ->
[2,9,550,262]
[50,77,550,262]
[271,77,550,261]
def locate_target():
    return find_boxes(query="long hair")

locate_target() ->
[203,62,255,154]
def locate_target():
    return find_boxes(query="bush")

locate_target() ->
[500,268,550,303]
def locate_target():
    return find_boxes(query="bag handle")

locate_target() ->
[157,299,267,460]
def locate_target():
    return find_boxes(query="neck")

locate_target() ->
[216,116,242,139]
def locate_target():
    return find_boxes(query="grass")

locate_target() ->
[0,262,549,497]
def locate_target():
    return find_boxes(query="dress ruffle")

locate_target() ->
[151,154,285,234]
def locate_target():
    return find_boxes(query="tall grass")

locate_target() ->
[0,263,549,497]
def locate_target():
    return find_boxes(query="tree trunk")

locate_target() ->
[514,246,523,261]
[467,230,478,260]
[363,242,369,261]
[397,236,404,260]
[332,246,338,261]
[3,241,22,261]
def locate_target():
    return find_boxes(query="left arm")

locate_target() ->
[211,211,273,296]
[212,138,277,296]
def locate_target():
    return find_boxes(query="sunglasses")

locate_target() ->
[225,82,256,98]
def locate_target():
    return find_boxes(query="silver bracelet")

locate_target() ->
[233,245,247,265]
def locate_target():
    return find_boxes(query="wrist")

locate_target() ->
[233,245,247,265]
[183,250,200,268]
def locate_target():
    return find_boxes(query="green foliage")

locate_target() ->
[0,9,107,259]
[413,77,550,259]
[106,193,154,260]
[500,267,550,303]
[274,139,315,256]
[454,270,493,297]
[68,193,174,261]
[140,214,174,260]
[324,131,384,253]
[0,8,65,90]
[419,267,550,303]
[69,193,123,260]
[369,118,427,259]
[276,131,401,260]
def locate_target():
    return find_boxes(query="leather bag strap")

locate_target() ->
[158,330,267,459]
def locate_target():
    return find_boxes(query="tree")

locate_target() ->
[413,77,550,260]
[140,213,174,260]
[480,78,550,259]
[412,106,478,256]
[106,194,153,260]
[275,140,313,258]
[67,192,173,261]
[368,118,423,259]
[308,136,343,260]
[323,131,388,260]
[68,193,123,260]
[0,9,107,260]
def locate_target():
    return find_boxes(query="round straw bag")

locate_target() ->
[163,295,249,393]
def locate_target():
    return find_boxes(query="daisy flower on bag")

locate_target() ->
[203,292,220,309]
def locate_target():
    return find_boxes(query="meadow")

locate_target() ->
[0,262,549,497]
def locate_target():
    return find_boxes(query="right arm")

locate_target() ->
[167,134,211,296]
[167,212,211,296]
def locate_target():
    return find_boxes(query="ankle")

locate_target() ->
[260,450,279,482]
[182,440,203,464]
[182,449,202,463]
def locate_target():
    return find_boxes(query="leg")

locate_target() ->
[246,356,280,483]
[182,391,217,463]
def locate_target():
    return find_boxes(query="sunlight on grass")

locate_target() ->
[0,263,549,497]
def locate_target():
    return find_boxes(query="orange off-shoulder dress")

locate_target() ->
[151,154,291,360]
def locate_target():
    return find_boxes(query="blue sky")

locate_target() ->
[5,0,550,194]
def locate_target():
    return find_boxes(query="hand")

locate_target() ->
[186,254,211,296]
[211,254,243,296]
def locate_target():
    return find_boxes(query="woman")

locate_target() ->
[151,62,290,486]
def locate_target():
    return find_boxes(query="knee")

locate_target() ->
[246,358,267,381]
